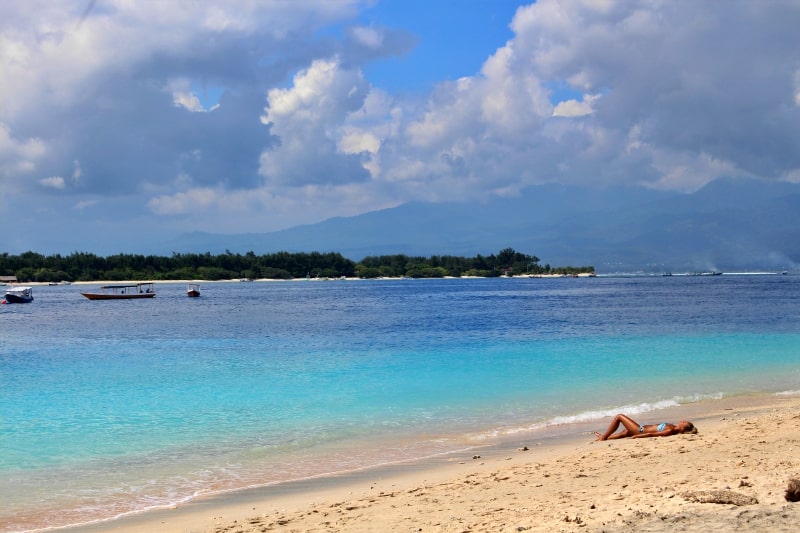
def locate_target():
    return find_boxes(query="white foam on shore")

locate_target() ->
[468,392,726,441]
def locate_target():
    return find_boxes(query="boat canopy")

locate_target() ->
[100,283,153,289]
[6,286,33,293]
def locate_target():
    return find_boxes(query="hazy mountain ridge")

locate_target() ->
[164,177,800,272]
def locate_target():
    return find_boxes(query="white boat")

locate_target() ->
[187,283,200,297]
[3,286,34,303]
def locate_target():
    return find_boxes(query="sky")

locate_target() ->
[2,0,800,255]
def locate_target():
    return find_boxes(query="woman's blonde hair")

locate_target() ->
[682,422,698,434]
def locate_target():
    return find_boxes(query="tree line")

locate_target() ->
[0,248,594,282]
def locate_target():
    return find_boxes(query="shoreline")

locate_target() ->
[10,271,794,289]
[59,392,800,533]
[10,271,792,289]
[20,273,595,286]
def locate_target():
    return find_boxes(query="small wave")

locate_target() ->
[548,392,725,426]
[468,392,726,441]
[16,492,201,533]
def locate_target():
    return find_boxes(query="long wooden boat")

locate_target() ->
[81,282,156,300]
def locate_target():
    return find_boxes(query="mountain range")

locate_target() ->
[162,177,800,273]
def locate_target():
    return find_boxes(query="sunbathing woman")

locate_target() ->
[594,414,697,441]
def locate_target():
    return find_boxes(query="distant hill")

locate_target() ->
[161,177,800,272]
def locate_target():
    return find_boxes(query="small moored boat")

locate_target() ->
[3,286,34,303]
[81,282,156,300]
[187,283,200,297]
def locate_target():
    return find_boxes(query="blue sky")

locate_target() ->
[1,0,800,255]
[358,0,522,93]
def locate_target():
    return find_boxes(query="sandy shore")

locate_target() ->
[68,394,800,533]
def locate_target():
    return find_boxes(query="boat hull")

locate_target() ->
[186,283,200,297]
[81,292,156,300]
[4,294,33,303]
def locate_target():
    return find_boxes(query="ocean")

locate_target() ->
[2,274,799,532]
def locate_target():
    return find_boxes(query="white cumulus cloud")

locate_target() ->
[259,57,373,186]
[39,176,66,189]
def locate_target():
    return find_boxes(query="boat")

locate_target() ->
[3,286,34,303]
[187,283,200,297]
[81,282,156,300]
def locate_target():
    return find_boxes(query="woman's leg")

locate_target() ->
[595,414,640,440]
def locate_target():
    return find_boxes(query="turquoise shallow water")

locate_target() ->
[2,275,799,531]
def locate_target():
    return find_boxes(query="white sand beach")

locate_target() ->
[70,393,800,533]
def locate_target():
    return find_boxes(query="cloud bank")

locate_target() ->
[1,0,799,253]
